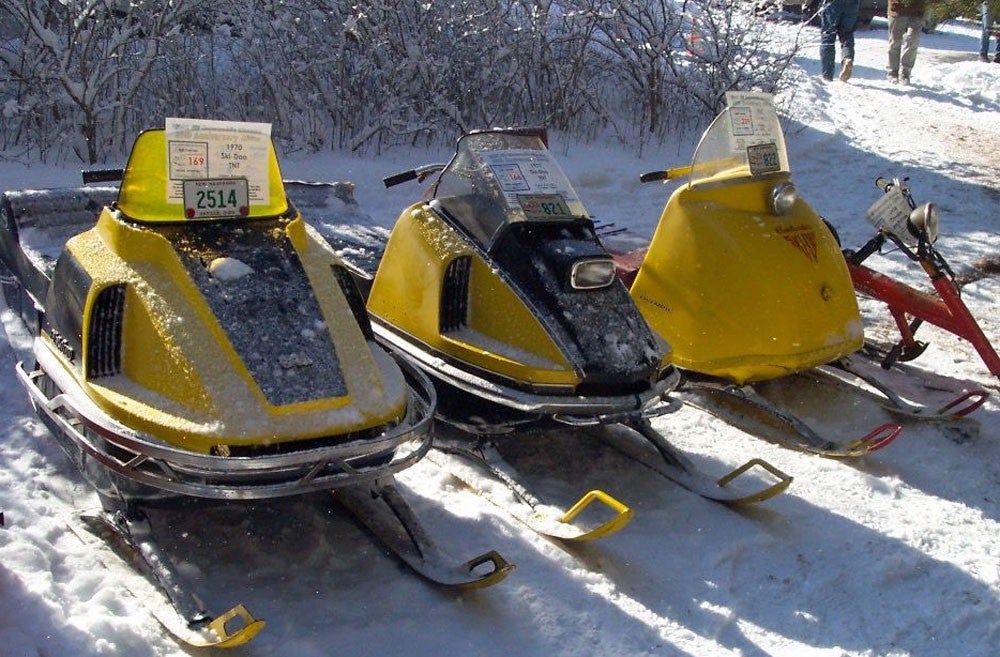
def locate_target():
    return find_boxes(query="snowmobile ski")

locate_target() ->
[69,510,265,648]
[335,480,514,589]
[675,377,903,458]
[590,417,793,505]
[424,438,634,542]
[821,356,988,422]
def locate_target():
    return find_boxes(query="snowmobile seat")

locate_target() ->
[0,186,118,315]
[611,248,645,289]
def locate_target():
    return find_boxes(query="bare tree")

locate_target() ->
[2,0,203,163]
[0,0,802,161]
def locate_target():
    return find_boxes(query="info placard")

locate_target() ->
[165,118,272,208]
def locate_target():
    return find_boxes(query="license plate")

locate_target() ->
[183,178,250,219]
[746,142,781,175]
[517,193,574,221]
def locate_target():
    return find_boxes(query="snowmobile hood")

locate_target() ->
[629,95,863,384]
[368,128,670,401]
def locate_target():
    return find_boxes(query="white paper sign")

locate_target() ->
[165,118,272,206]
[479,149,581,209]
[865,185,915,243]
[724,92,784,167]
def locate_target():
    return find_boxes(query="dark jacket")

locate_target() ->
[888,0,927,17]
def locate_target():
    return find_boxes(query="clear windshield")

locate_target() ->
[687,96,790,188]
[432,129,589,248]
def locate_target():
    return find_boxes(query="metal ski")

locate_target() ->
[676,378,902,458]
[822,355,988,422]
[335,479,514,589]
[591,417,793,505]
[68,510,265,649]
[424,439,634,542]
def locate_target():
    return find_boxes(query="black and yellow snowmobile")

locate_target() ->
[609,93,984,456]
[317,127,791,539]
[0,120,510,648]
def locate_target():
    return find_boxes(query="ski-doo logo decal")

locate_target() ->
[776,225,818,263]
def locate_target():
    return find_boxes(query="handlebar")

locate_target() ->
[383,163,447,188]
[637,164,695,184]
[82,168,124,184]
[383,170,418,188]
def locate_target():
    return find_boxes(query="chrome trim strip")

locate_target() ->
[371,321,678,416]
[17,346,436,500]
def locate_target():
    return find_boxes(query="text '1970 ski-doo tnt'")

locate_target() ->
[318,126,792,539]
[0,119,511,648]
[608,93,987,456]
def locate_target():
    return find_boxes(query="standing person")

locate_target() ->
[981,0,999,62]
[887,0,928,84]
[820,0,862,81]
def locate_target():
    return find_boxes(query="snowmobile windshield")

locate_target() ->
[687,96,790,189]
[432,129,590,250]
[117,119,288,224]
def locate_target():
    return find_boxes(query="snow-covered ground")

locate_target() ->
[1,17,998,657]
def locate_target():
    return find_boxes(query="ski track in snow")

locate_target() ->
[1,17,1000,657]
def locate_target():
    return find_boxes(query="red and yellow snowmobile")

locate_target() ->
[316,127,791,541]
[609,93,986,456]
[0,119,510,648]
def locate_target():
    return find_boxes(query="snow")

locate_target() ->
[208,257,255,282]
[1,17,999,657]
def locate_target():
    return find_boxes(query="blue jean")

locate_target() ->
[982,1,998,59]
[820,0,861,78]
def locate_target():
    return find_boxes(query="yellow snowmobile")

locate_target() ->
[610,93,979,456]
[318,127,790,535]
[0,120,510,648]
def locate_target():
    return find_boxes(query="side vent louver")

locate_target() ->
[87,284,126,378]
[332,265,373,340]
[440,256,471,333]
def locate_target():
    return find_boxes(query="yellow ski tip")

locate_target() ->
[458,550,516,590]
[199,604,266,648]
[559,489,634,542]
[716,458,793,505]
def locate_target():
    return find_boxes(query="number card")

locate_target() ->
[730,106,755,137]
[480,149,583,219]
[165,118,272,211]
[723,92,787,174]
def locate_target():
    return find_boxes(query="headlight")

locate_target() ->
[907,202,939,244]
[570,258,616,290]
[771,182,798,215]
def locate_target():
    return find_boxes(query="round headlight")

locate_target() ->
[570,258,616,290]
[771,182,798,216]
[907,202,939,244]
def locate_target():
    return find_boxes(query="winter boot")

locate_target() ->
[839,57,854,81]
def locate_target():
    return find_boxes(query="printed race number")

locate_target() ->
[183,178,249,219]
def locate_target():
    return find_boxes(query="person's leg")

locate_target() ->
[820,1,843,79]
[839,0,860,61]
[887,15,904,80]
[981,1,992,60]
[900,16,923,80]
[836,0,860,79]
